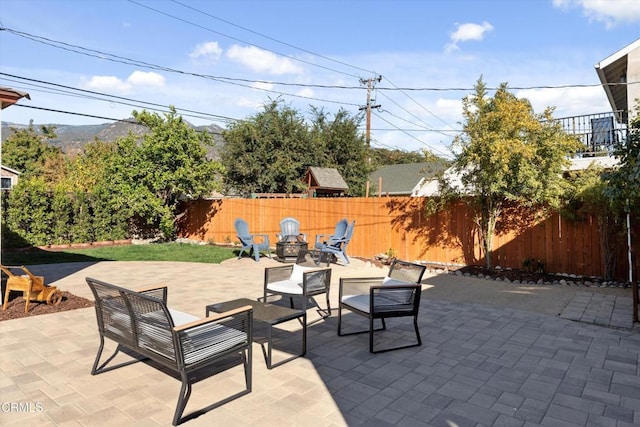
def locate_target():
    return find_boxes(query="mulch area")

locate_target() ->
[361,256,580,284]
[456,265,571,284]
[0,291,93,321]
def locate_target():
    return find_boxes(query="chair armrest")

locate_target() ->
[370,283,421,312]
[251,234,270,244]
[136,285,168,303]
[314,234,332,246]
[370,283,421,291]
[302,268,331,294]
[321,237,346,250]
[173,305,253,332]
[339,277,385,300]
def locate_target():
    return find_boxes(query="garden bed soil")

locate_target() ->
[457,265,572,284]
[0,291,93,321]
[363,256,618,286]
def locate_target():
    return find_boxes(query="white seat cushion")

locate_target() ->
[341,294,371,313]
[290,264,314,282]
[266,264,315,295]
[169,309,199,326]
[266,279,303,295]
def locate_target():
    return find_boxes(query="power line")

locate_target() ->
[0,27,361,108]
[379,107,457,138]
[168,0,376,77]
[1,72,239,123]
[129,0,364,79]
[10,104,140,123]
[2,27,627,95]
[382,77,454,129]
[372,111,453,159]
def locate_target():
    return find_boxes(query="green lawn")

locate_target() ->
[1,243,238,266]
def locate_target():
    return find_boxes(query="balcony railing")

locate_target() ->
[553,111,627,157]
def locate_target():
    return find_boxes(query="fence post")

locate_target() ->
[632,244,638,323]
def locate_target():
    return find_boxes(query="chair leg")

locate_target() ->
[369,316,375,353]
[173,373,192,426]
[338,308,384,338]
[337,252,349,265]
[324,294,331,317]
[413,315,422,346]
[91,336,107,375]
[371,316,422,354]
[244,346,252,392]
[24,289,31,313]
[2,286,10,310]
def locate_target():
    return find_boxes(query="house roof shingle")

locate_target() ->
[369,162,448,196]
[306,167,349,190]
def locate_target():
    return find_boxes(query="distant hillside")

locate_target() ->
[1,120,226,158]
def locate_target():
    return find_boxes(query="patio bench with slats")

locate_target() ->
[85,277,253,425]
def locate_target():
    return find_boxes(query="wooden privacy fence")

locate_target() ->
[178,197,637,280]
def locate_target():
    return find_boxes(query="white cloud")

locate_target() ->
[252,81,274,91]
[434,98,463,121]
[83,75,131,94]
[445,21,494,53]
[82,71,165,95]
[451,21,494,43]
[236,96,263,109]
[296,87,315,98]
[516,86,609,117]
[189,41,222,60]
[552,0,640,28]
[127,71,165,87]
[226,45,304,75]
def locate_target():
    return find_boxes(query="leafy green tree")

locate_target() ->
[603,105,640,214]
[222,99,311,195]
[221,99,370,196]
[1,122,60,178]
[108,107,223,239]
[309,107,372,196]
[438,78,580,269]
[603,105,640,280]
[369,148,433,165]
[563,165,625,280]
[6,176,53,246]
[90,183,129,241]
[64,138,115,192]
[50,185,73,244]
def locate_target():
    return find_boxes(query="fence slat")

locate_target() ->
[178,197,636,280]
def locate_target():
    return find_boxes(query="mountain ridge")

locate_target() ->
[1,120,226,157]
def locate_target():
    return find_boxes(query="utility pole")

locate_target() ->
[359,75,382,147]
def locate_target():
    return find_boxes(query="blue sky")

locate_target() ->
[1,0,639,156]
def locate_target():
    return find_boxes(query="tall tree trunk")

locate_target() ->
[598,214,623,281]
[479,197,501,270]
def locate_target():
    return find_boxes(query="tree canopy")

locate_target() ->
[108,107,223,238]
[603,104,640,213]
[440,78,581,269]
[3,107,222,246]
[2,122,61,179]
[221,99,372,196]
